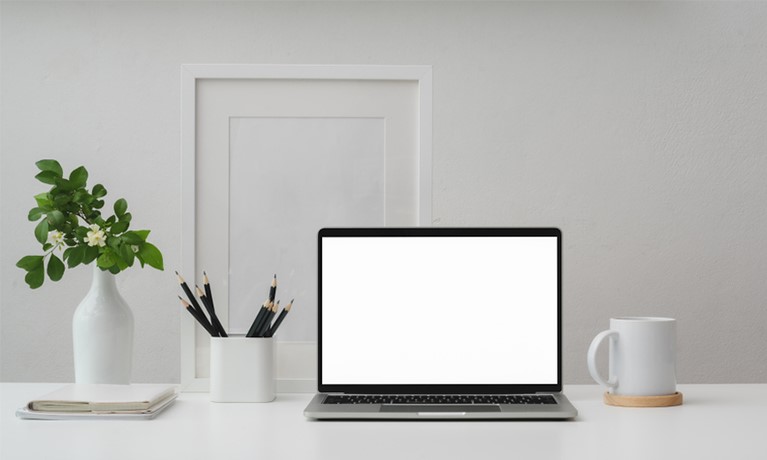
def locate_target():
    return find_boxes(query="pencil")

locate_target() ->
[254,301,276,337]
[265,299,293,337]
[203,271,214,307]
[257,301,279,337]
[196,285,228,337]
[269,274,277,303]
[179,296,216,336]
[175,271,205,318]
[246,300,270,337]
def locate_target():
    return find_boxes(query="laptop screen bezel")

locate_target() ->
[317,227,563,395]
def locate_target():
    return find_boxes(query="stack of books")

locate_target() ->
[16,384,178,420]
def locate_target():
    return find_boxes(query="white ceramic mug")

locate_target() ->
[210,336,275,403]
[587,317,677,396]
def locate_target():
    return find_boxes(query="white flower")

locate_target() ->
[131,245,140,253]
[48,230,64,246]
[86,225,107,247]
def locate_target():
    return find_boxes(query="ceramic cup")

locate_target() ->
[210,336,275,403]
[587,317,677,396]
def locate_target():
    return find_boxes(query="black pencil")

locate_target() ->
[257,301,278,337]
[179,296,216,336]
[246,301,270,337]
[203,271,214,307]
[175,271,205,318]
[265,299,293,337]
[253,301,276,337]
[268,274,277,303]
[196,285,227,337]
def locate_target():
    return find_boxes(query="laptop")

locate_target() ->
[304,227,578,420]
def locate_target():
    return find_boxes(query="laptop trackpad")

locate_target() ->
[380,405,500,413]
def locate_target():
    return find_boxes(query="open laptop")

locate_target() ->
[304,227,578,420]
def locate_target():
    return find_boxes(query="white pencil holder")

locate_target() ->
[210,336,275,403]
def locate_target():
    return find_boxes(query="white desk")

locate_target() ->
[1,384,765,460]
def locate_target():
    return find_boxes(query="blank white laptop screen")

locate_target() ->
[321,235,558,385]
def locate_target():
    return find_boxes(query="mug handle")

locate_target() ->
[587,330,619,390]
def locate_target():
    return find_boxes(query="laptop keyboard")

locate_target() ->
[323,394,557,405]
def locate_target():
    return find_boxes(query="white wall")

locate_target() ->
[2,1,766,384]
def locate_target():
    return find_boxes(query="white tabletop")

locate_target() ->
[1,383,765,460]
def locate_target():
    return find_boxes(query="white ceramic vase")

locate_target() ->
[72,266,134,384]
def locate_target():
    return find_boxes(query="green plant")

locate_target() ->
[16,159,164,288]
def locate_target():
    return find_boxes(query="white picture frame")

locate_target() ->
[180,64,432,391]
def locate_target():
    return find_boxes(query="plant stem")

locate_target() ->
[76,212,92,226]
[44,242,62,257]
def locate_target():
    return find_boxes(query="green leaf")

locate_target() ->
[121,231,143,245]
[34,192,52,208]
[69,166,88,188]
[75,226,89,238]
[43,243,53,251]
[114,198,128,217]
[97,249,118,269]
[36,159,63,176]
[35,170,59,185]
[34,219,49,244]
[66,202,80,214]
[111,221,129,234]
[28,207,44,221]
[107,236,119,250]
[92,184,107,198]
[119,243,135,267]
[137,242,163,270]
[83,245,99,265]
[63,247,73,261]
[115,254,129,271]
[48,210,66,227]
[16,255,44,272]
[121,212,132,223]
[25,267,45,289]
[56,178,76,192]
[109,264,121,274]
[92,200,105,209]
[47,254,65,281]
[53,194,72,207]
[67,245,85,268]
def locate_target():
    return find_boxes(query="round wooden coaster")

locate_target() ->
[604,392,683,407]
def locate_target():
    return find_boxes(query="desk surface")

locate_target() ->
[1,384,765,460]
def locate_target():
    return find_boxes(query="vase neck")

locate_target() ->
[90,265,119,294]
